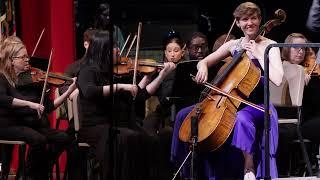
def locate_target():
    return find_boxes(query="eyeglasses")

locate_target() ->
[11,55,30,60]
[189,44,208,51]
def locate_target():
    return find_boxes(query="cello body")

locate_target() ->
[179,54,261,151]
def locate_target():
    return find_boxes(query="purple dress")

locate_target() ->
[170,54,279,179]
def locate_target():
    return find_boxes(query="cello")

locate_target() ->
[179,9,286,151]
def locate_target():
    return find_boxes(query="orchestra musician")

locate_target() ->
[278,33,320,176]
[171,2,283,179]
[76,30,177,179]
[0,36,76,180]
[142,30,185,135]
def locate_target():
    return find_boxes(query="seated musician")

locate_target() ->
[142,30,186,135]
[76,30,177,179]
[171,2,283,179]
[0,36,76,180]
[277,33,320,176]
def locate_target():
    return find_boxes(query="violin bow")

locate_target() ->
[223,19,236,44]
[190,74,265,112]
[133,22,142,86]
[31,28,45,57]
[119,33,131,56]
[125,34,137,58]
[38,49,53,118]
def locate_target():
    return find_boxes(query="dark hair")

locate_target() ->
[187,32,208,48]
[83,30,111,72]
[163,29,182,49]
[93,2,110,30]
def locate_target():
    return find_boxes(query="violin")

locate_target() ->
[113,56,164,75]
[302,48,320,76]
[30,67,73,86]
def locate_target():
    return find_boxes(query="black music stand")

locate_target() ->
[170,60,204,180]
[171,60,204,112]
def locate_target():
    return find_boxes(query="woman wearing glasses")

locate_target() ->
[0,36,76,180]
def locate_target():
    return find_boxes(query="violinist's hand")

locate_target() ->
[28,102,45,119]
[120,84,138,97]
[69,89,79,101]
[68,77,77,93]
[159,62,176,77]
[195,60,208,83]
[305,74,311,85]
[130,84,138,97]
[243,40,262,59]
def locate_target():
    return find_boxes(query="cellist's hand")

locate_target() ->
[195,60,208,83]
[243,40,263,60]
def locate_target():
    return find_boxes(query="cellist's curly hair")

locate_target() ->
[233,2,261,20]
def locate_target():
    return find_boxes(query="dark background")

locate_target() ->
[74,0,318,59]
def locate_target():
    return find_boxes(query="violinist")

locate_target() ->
[171,2,283,179]
[3,36,76,179]
[0,36,76,180]
[142,30,185,135]
[59,28,98,98]
[278,33,320,176]
[76,30,176,179]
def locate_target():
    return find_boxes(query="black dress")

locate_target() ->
[77,65,155,180]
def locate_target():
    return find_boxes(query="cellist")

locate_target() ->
[171,2,283,179]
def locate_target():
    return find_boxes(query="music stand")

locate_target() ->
[171,60,204,180]
[171,60,204,111]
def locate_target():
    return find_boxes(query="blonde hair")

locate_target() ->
[0,36,25,86]
[233,2,261,20]
[281,33,310,62]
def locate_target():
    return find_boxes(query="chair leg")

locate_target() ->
[62,151,69,180]
[296,126,313,176]
[17,144,26,180]
[56,160,60,180]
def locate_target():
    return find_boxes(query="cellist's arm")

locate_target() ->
[196,40,234,83]
[267,46,284,86]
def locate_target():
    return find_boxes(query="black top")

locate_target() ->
[60,60,83,94]
[0,74,38,127]
[302,76,320,121]
[15,71,55,128]
[171,60,225,111]
[77,65,150,127]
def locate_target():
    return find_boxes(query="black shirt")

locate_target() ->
[0,74,38,127]
[77,65,150,127]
